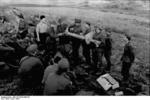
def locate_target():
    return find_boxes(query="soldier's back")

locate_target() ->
[44,73,71,95]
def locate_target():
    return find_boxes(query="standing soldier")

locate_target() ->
[81,22,92,65]
[16,16,28,40]
[36,15,49,50]
[92,26,105,72]
[121,35,135,81]
[68,19,83,66]
[56,18,69,45]
[104,31,112,72]
[56,18,71,58]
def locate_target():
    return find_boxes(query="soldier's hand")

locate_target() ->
[56,37,59,42]
[37,38,40,42]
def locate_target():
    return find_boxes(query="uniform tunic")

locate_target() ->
[44,73,72,95]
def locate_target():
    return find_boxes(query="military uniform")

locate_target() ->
[43,58,72,95]
[121,41,135,81]
[103,33,112,71]
[42,64,58,84]
[91,28,105,70]
[17,18,28,39]
[56,23,69,45]
[18,56,44,87]
[92,41,105,70]
[56,22,72,59]
[81,22,92,65]
[44,73,72,95]
[68,19,83,66]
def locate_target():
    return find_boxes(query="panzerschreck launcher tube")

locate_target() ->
[57,28,101,47]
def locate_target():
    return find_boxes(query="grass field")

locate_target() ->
[19,6,150,95]
[0,2,150,95]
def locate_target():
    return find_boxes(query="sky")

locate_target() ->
[0,0,110,6]
[0,0,52,4]
[0,0,88,4]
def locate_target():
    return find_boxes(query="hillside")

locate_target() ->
[0,0,149,95]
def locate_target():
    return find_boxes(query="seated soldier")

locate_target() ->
[18,44,44,87]
[42,56,62,84]
[43,58,72,95]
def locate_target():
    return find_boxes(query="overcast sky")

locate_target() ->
[0,0,88,4]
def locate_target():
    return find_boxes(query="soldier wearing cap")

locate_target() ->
[68,18,83,66]
[121,35,135,81]
[43,58,72,95]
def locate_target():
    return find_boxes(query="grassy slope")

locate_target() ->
[19,7,150,95]
[0,2,149,94]
[18,6,149,95]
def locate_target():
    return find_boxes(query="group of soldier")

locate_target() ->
[0,13,135,95]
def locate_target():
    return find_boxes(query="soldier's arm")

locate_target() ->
[120,44,127,61]
[36,25,40,41]
[130,47,135,63]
